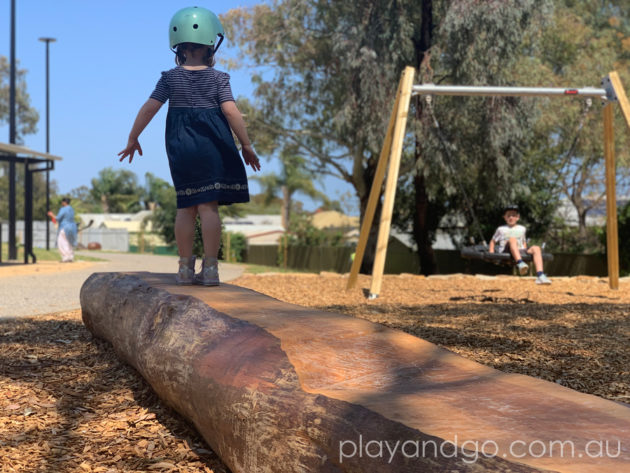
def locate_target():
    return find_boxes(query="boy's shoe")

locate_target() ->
[175,256,196,285]
[517,261,529,275]
[195,257,220,286]
[535,274,552,285]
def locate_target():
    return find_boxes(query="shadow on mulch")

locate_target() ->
[317,302,630,404]
[0,312,230,473]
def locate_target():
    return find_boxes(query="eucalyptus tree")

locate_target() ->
[0,56,43,220]
[222,0,552,273]
[408,0,554,273]
[0,56,39,140]
[222,0,415,269]
[527,0,630,243]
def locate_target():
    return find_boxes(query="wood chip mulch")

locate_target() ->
[1,273,628,472]
[0,311,229,473]
[233,273,630,404]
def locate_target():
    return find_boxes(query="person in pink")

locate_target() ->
[47,197,78,263]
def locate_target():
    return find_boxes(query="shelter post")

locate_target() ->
[8,0,17,260]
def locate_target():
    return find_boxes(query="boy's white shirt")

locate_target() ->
[492,224,526,252]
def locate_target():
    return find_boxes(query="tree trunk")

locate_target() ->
[412,0,438,275]
[281,185,290,230]
[578,209,588,240]
[413,173,438,275]
[80,271,630,473]
[358,161,383,274]
[100,194,109,213]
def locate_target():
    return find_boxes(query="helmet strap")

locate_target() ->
[213,35,224,54]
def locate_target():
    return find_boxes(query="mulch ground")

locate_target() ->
[0,312,228,473]
[1,273,629,472]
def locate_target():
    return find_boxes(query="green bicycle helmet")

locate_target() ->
[169,6,224,52]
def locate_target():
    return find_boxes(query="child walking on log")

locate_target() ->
[118,6,260,286]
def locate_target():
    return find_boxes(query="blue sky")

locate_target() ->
[0,0,357,214]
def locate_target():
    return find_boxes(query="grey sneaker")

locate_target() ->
[195,257,220,286]
[517,261,529,275]
[175,256,196,285]
[536,274,552,285]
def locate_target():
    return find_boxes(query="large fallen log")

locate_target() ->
[81,272,630,473]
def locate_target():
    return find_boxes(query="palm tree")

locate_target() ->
[90,167,143,213]
[252,149,327,230]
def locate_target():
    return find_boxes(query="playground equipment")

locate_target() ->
[348,68,630,296]
[460,244,554,267]
[81,272,630,472]
[0,142,62,263]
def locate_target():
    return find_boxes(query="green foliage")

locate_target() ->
[286,212,344,247]
[151,184,178,245]
[0,56,39,139]
[546,219,604,254]
[66,185,102,213]
[614,201,630,276]
[252,148,328,228]
[150,179,249,258]
[0,56,46,221]
[221,232,247,262]
[89,167,144,213]
[222,0,415,201]
[223,1,630,268]
[524,1,630,239]
[241,193,284,214]
[412,0,555,245]
[143,172,173,210]
[0,163,59,221]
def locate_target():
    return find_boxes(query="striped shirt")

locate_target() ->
[150,66,235,108]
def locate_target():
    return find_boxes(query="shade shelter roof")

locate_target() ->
[0,142,62,162]
[1,142,62,264]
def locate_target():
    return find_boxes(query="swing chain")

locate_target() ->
[423,93,488,246]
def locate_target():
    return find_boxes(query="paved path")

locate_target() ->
[0,252,244,318]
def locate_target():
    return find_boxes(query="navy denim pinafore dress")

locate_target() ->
[150,66,250,208]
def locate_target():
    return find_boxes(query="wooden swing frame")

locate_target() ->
[347,67,630,297]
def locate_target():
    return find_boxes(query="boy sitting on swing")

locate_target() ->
[488,205,552,285]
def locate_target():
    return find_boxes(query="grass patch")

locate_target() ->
[1,246,104,262]
[238,262,312,274]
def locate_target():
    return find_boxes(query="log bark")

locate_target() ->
[81,272,630,473]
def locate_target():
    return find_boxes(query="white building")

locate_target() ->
[223,214,285,245]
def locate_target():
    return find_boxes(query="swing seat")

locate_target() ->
[460,244,553,267]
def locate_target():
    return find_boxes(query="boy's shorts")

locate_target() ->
[502,246,528,257]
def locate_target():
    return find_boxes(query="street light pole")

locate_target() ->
[39,37,56,250]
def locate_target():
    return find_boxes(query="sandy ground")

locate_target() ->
[0,260,97,278]
[0,253,244,318]
[1,271,628,472]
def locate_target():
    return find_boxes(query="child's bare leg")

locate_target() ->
[508,237,522,262]
[175,206,198,257]
[198,201,221,258]
[528,246,544,272]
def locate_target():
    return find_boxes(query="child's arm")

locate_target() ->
[220,101,261,172]
[489,227,501,253]
[118,99,163,163]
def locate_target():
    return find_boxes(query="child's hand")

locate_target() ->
[242,145,261,172]
[118,138,143,163]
